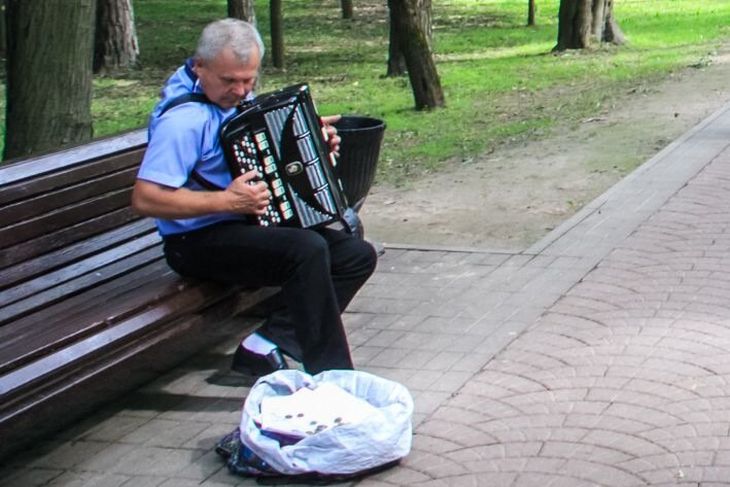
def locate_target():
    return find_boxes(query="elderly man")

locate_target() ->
[132,18,376,377]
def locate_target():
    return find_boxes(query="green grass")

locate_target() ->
[3,0,730,186]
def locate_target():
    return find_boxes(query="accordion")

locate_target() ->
[220,83,349,229]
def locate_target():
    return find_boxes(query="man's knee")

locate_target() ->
[294,230,377,279]
[360,239,378,276]
[296,230,331,266]
[340,236,378,279]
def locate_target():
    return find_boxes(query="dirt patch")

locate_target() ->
[360,46,730,252]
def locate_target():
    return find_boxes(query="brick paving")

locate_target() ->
[2,103,730,486]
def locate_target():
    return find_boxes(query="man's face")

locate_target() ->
[194,47,260,109]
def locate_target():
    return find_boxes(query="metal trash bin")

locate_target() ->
[333,116,386,211]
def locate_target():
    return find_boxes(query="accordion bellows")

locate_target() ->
[220,83,348,229]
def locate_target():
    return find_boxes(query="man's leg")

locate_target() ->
[256,227,377,363]
[321,227,378,311]
[163,221,368,373]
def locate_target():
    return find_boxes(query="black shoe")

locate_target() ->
[231,345,288,376]
[215,427,241,459]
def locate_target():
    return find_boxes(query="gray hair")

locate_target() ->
[195,18,265,64]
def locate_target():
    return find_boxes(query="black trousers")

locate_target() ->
[163,221,377,374]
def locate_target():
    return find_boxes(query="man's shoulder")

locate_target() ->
[161,96,216,119]
[159,93,214,116]
[152,97,221,135]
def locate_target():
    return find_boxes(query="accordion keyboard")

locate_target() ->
[230,130,293,227]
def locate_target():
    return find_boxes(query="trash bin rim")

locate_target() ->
[333,115,386,133]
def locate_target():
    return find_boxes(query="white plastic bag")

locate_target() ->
[240,369,414,476]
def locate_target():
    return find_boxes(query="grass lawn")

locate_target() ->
[2,0,730,186]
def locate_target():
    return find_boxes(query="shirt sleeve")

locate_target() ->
[137,105,207,189]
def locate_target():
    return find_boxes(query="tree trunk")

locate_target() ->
[387,0,431,78]
[555,0,591,50]
[599,0,625,44]
[93,0,138,73]
[418,0,433,47]
[228,0,256,24]
[387,0,444,110]
[0,0,6,57]
[5,0,96,160]
[591,0,606,39]
[341,0,353,20]
[269,0,283,68]
[387,10,406,77]
[527,0,536,26]
[228,0,260,88]
[555,0,624,51]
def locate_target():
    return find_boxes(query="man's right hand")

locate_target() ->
[227,171,271,215]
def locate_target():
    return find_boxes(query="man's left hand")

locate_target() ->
[321,115,342,157]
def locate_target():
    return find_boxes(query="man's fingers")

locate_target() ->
[236,171,260,184]
[321,114,342,125]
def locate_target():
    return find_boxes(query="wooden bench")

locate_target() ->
[0,130,277,460]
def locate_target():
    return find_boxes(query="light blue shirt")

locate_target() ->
[137,60,253,236]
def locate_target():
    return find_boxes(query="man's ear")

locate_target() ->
[191,58,203,75]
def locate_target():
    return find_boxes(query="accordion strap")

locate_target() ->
[158,92,212,115]
[157,92,224,191]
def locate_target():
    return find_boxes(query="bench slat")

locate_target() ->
[0,244,166,326]
[0,268,246,377]
[0,167,138,228]
[0,219,157,290]
[0,285,273,423]
[0,207,140,269]
[0,233,162,309]
[0,188,133,249]
[0,258,181,372]
[0,129,146,191]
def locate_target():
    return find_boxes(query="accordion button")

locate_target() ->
[285,161,304,176]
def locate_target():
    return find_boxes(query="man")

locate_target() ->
[132,18,377,377]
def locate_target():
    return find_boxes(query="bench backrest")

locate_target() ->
[0,130,281,463]
[0,129,153,325]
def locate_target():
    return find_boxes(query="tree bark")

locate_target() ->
[527,0,536,26]
[5,0,96,160]
[0,0,6,57]
[269,0,283,68]
[599,0,625,44]
[387,0,431,78]
[387,0,444,110]
[228,0,259,87]
[341,0,353,20]
[591,0,606,39]
[93,0,138,73]
[555,0,624,51]
[387,9,407,77]
[228,0,256,24]
[555,0,591,50]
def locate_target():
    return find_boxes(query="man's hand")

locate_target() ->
[321,114,342,157]
[227,171,271,215]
